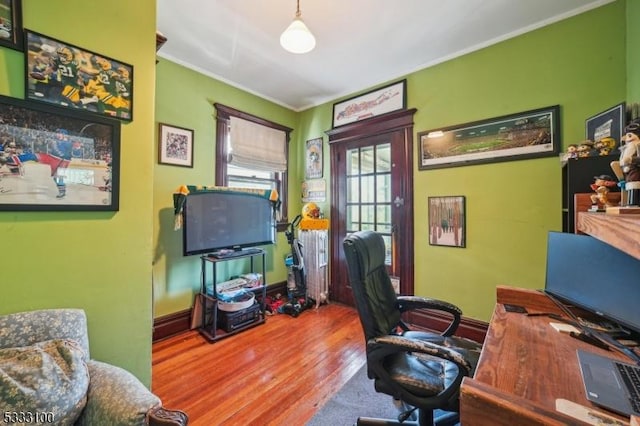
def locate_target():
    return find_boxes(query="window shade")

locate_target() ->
[229,116,287,172]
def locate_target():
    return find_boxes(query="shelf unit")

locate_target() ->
[562,155,620,233]
[576,211,640,261]
[198,250,267,342]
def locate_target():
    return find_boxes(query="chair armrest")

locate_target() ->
[396,295,462,336]
[76,360,187,426]
[368,334,474,376]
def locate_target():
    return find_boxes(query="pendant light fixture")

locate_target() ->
[280,0,316,54]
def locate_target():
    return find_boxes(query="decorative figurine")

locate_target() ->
[589,174,618,210]
[566,144,578,159]
[593,137,617,156]
[576,140,595,158]
[614,119,640,206]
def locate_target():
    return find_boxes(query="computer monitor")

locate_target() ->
[545,231,640,335]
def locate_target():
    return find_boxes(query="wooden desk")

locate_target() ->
[460,286,638,425]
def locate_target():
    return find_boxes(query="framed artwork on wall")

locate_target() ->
[0,0,23,51]
[428,196,466,248]
[418,105,560,170]
[585,102,625,147]
[332,79,406,128]
[305,137,323,179]
[24,30,134,122]
[157,123,194,167]
[0,94,121,211]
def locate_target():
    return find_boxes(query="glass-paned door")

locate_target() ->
[329,114,415,307]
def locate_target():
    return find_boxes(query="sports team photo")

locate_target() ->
[25,30,133,121]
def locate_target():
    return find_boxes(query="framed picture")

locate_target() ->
[24,30,134,122]
[418,105,560,170]
[305,137,323,179]
[428,196,466,248]
[0,94,121,211]
[158,123,194,167]
[585,102,625,146]
[0,0,23,51]
[332,79,406,128]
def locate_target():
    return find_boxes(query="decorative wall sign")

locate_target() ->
[0,94,121,211]
[25,30,133,122]
[585,102,625,145]
[428,196,466,248]
[332,80,406,128]
[418,105,560,170]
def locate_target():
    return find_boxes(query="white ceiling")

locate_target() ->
[157,0,614,112]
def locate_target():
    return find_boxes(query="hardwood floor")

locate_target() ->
[152,303,366,425]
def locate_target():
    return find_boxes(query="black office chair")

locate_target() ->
[343,230,482,426]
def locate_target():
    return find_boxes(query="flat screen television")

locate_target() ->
[545,231,640,334]
[182,191,276,256]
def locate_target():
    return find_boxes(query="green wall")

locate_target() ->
[628,0,640,102]
[298,1,627,321]
[0,0,156,385]
[153,60,299,317]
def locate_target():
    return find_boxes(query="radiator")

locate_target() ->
[299,230,329,308]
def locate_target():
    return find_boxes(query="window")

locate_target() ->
[214,103,292,231]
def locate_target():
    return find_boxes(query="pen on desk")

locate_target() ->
[525,312,556,317]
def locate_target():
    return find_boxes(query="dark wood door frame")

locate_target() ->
[326,109,417,305]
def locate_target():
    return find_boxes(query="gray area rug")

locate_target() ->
[307,365,403,426]
[307,365,461,426]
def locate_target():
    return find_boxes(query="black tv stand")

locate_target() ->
[198,250,267,342]
[209,247,263,259]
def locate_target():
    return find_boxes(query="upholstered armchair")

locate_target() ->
[0,309,187,426]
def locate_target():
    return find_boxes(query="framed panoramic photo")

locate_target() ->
[585,102,625,146]
[0,94,121,211]
[332,79,406,128]
[418,105,560,170]
[305,137,323,179]
[24,30,133,122]
[0,0,23,51]
[428,196,466,248]
[157,123,194,167]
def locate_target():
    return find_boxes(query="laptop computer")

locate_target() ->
[577,349,640,417]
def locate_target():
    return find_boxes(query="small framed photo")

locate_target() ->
[428,196,466,248]
[305,137,323,179]
[585,102,625,146]
[0,94,121,211]
[0,0,23,51]
[25,30,134,122]
[158,123,194,167]
[332,79,406,128]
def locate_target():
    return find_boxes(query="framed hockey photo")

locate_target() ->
[0,94,121,211]
[158,123,194,167]
[24,30,134,122]
[0,0,23,51]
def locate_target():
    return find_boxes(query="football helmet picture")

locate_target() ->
[116,66,130,80]
[56,46,74,64]
[92,56,112,70]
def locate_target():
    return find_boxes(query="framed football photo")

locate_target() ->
[24,30,133,122]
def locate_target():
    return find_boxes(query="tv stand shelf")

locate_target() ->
[198,249,267,342]
[576,212,640,261]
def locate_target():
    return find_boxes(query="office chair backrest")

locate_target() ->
[343,230,401,342]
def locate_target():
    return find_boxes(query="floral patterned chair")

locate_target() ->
[0,309,187,426]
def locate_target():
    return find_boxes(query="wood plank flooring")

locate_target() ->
[152,303,366,426]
